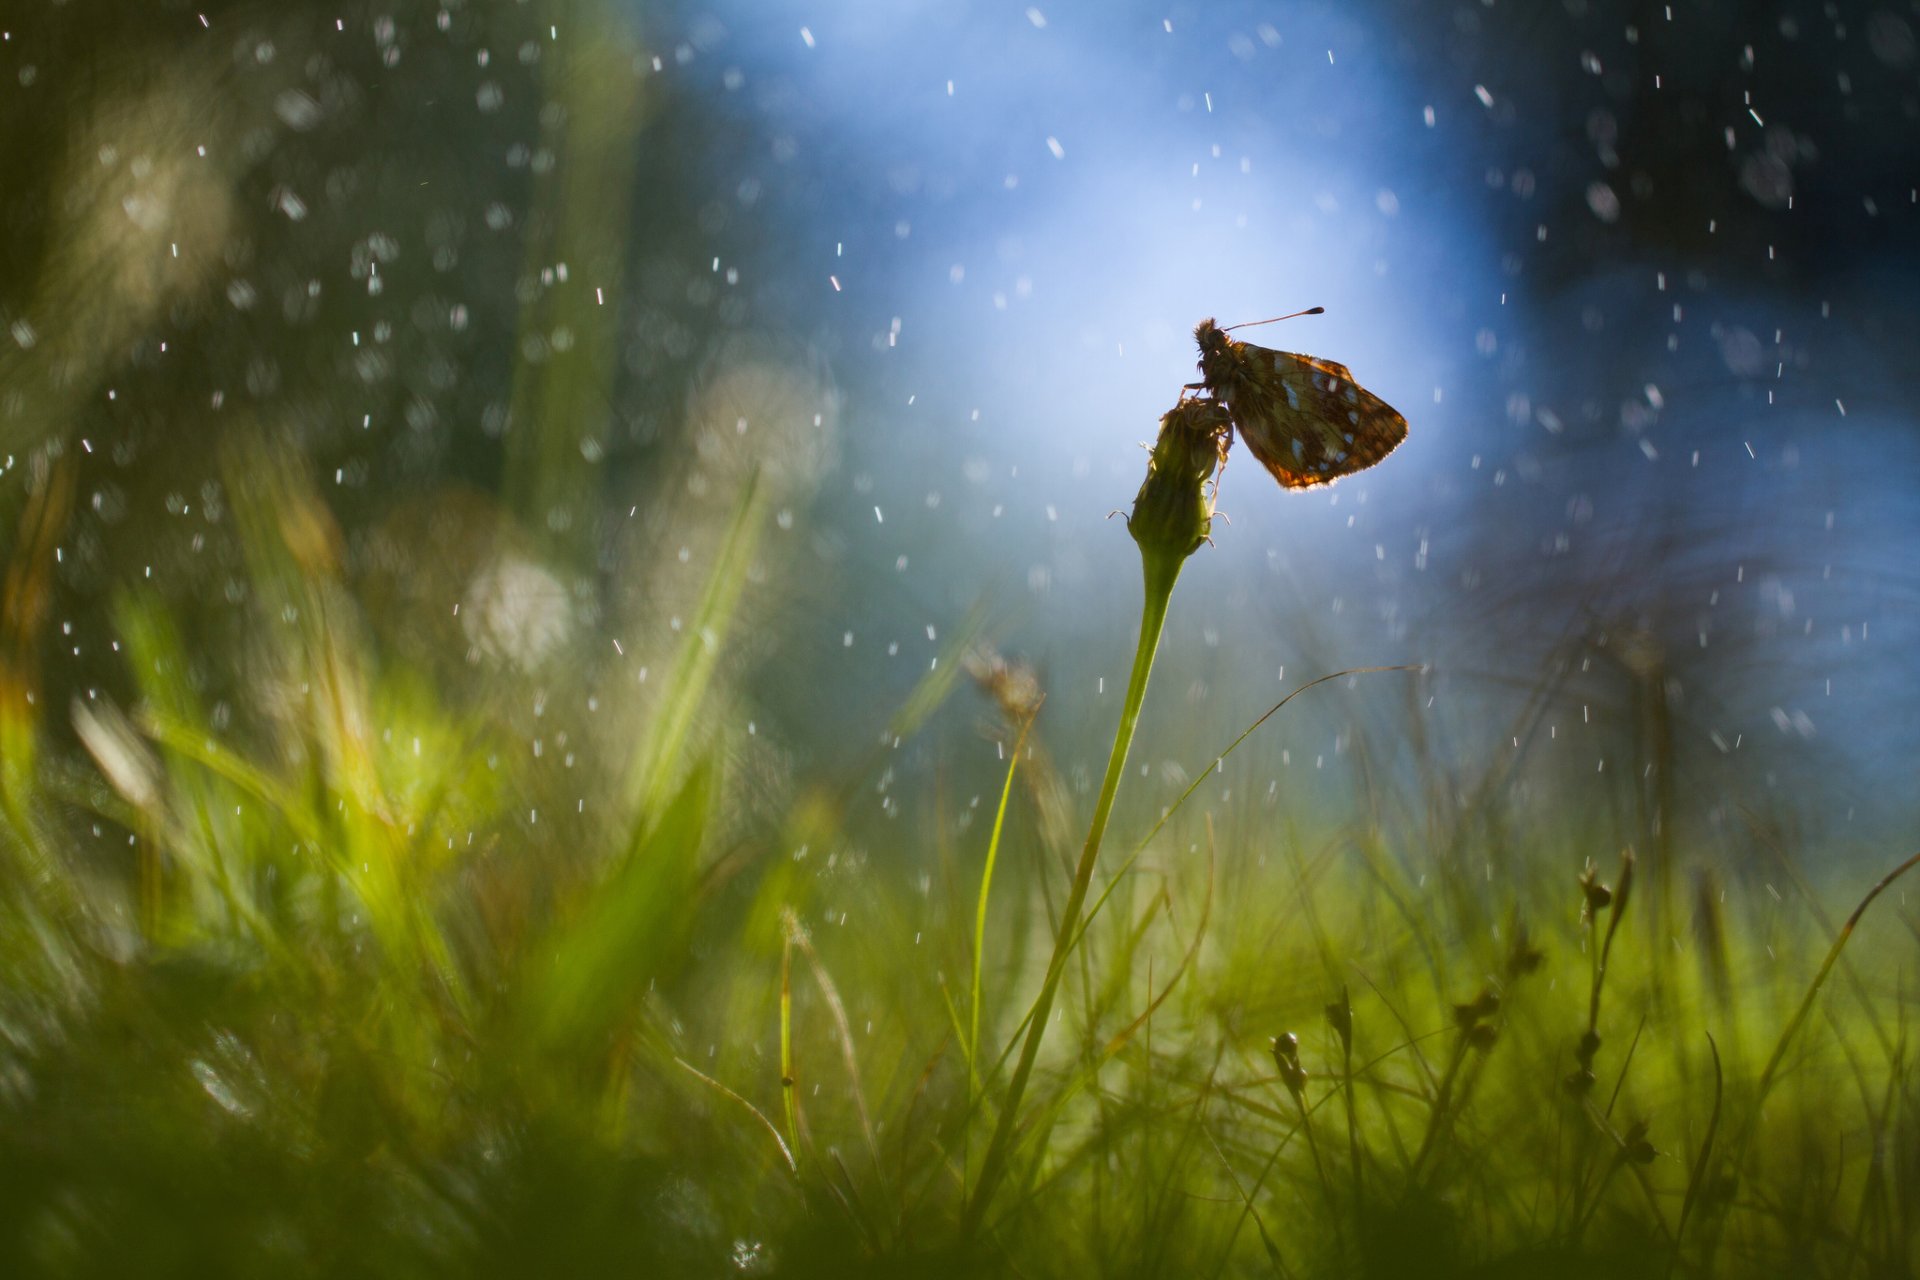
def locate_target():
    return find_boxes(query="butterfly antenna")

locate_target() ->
[1223,306,1324,332]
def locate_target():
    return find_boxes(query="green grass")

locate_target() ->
[0,438,1916,1279]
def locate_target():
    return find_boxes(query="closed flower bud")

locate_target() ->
[1128,399,1231,562]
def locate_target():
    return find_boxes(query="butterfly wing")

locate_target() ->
[1213,341,1408,489]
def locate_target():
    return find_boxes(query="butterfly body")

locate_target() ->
[1192,317,1407,489]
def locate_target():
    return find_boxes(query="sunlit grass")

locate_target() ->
[0,433,1915,1279]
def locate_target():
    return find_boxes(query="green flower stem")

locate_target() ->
[963,541,1186,1239]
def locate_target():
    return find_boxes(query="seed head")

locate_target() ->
[1576,1030,1603,1067]
[1506,921,1544,978]
[1453,987,1501,1028]
[1270,1031,1309,1099]
[1324,988,1353,1055]
[1623,1118,1656,1164]
[1580,866,1613,913]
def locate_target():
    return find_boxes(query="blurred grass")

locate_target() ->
[0,428,1915,1278]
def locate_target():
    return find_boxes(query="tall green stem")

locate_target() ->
[962,544,1185,1238]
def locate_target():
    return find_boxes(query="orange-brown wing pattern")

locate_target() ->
[1194,320,1408,489]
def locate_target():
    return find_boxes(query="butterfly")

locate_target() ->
[1189,309,1408,489]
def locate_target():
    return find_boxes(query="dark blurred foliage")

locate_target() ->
[0,0,821,728]
[1375,0,1920,873]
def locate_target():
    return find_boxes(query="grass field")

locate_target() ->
[0,417,1914,1279]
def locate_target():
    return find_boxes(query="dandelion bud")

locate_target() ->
[1128,399,1231,562]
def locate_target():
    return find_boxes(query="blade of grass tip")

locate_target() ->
[938,976,972,1073]
[138,712,327,852]
[1743,805,1899,1060]
[811,1161,871,1249]
[1705,847,1920,1272]
[1751,847,1920,1119]
[888,600,993,744]
[835,603,995,819]
[629,468,764,817]
[788,916,883,1176]
[1670,1030,1723,1273]
[0,454,74,842]
[533,760,713,1051]
[828,1147,884,1253]
[780,918,799,1163]
[673,1055,796,1174]
[972,713,1036,1097]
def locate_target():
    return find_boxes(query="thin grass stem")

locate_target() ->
[971,713,1037,1095]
